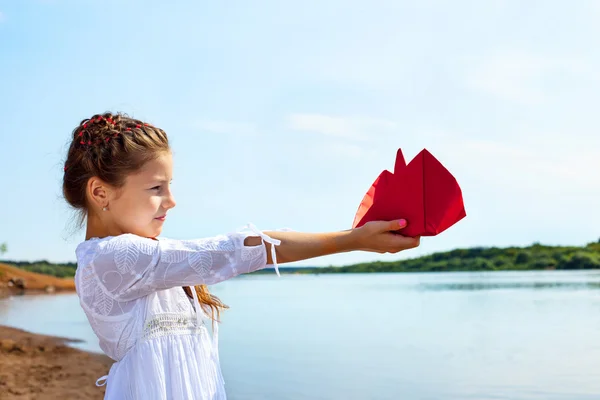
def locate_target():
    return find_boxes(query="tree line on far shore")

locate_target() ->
[1,239,599,278]
[307,240,600,274]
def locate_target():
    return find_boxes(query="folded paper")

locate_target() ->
[352,148,466,237]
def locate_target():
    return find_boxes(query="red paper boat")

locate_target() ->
[352,148,466,237]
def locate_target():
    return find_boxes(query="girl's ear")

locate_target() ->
[87,177,110,210]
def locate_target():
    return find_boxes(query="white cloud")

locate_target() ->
[468,52,590,105]
[425,131,600,195]
[191,120,257,136]
[287,113,397,141]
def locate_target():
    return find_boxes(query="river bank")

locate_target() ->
[0,263,112,399]
[0,262,76,297]
[0,324,112,399]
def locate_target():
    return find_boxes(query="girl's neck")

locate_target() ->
[84,214,157,241]
[85,213,119,240]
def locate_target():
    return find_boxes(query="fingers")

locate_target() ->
[365,219,408,232]
[400,236,420,248]
[388,234,420,253]
[385,219,407,231]
[406,236,420,248]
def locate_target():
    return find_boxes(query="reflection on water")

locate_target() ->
[420,281,600,291]
[0,292,98,352]
[2,270,600,399]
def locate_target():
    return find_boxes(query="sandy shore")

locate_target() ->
[0,324,113,399]
[0,262,76,294]
[0,263,115,398]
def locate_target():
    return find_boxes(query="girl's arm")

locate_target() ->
[246,219,420,264]
[82,219,419,304]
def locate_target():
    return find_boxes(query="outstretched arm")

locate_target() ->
[246,219,420,265]
[82,219,419,305]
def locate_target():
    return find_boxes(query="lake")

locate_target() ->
[2,271,600,399]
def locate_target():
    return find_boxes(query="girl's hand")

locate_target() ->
[352,219,420,254]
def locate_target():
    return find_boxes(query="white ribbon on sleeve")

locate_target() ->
[242,223,283,277]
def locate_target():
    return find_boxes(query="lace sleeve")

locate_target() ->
[88,225,281,302]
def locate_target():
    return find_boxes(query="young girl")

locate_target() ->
[63,112,420,400]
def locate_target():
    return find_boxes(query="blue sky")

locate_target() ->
[0,0,598,267]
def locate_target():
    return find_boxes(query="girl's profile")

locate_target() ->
[63,112,420,399]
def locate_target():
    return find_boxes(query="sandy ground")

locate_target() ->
[0,263,76,293]
[0,263,116,399]
[0,324,113,399]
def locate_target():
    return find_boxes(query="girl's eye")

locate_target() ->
[151,186,161,191]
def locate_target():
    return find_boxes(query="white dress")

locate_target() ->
[74,224,281,400]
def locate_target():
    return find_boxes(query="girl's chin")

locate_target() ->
[142,222,164,239]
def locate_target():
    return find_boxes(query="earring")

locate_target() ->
[102,206,108,211]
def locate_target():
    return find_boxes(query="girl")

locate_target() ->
[63,112,420,400]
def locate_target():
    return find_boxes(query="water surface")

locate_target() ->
[2,271,600,399]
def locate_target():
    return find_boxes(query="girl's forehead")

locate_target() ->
[129,154,173,183]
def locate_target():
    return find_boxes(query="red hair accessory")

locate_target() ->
[81,116,116,128]
[76,115,150,148]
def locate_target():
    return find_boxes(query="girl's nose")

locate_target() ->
[164,193,176,210]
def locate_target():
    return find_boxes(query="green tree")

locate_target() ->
[0,242,6,256]
[515,251,531,264]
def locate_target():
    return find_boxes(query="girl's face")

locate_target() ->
[107,152,176,238]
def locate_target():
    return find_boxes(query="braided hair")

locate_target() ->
[62,112,228,322]
[63,112,169,212]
